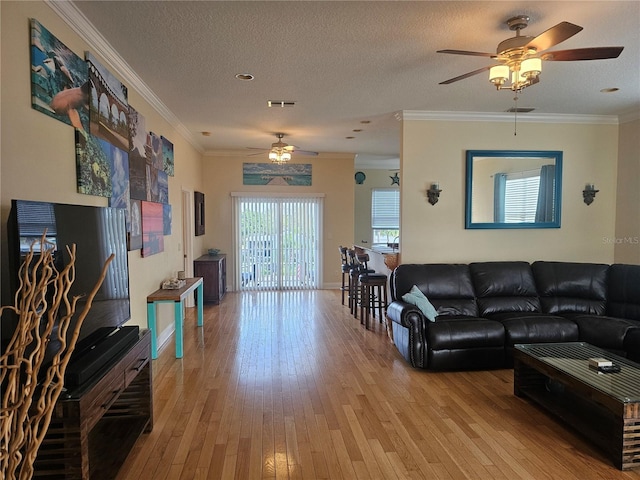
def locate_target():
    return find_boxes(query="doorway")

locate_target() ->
[182,188,194,306]
[232,195,323,291]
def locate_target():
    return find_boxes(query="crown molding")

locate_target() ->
[619,109,640,124]
[45,0,203,154]
[401,110,620,125]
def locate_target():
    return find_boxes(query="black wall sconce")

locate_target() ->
[583,183,598,205]
[427,182,441,206]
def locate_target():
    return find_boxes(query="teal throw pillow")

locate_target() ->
[402,285,438,321]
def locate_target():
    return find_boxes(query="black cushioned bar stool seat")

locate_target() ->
[339,246,351,306]
[357,254,388,329]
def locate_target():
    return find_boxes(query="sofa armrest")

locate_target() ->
[387,300,431,368]
[387,300,424,328]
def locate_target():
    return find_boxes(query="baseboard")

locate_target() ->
[156,324,175,354]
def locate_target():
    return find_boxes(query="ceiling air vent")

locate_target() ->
[267,100,296,107]
[506,107,535,113]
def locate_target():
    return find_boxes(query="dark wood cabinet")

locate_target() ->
[33,330,153,480]
[194,254,226,304]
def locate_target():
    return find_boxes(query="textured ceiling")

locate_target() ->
[67,1,639,167]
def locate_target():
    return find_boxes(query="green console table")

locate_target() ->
[146,277,203,359]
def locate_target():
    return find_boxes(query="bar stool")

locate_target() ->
[348,249,373,318]
[339,246,351,305]
[357,254,388,329]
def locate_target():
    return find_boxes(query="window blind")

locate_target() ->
[371,189,399,229]
[504,171,540,223]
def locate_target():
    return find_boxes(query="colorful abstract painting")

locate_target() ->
[148,132,163,171]
[147,165,159,202]
[129,199,143,251]
[75,131,113,197]
[30,19,89,131]
[129,155,147,201]
[108,149,131,230]
[141,201,164,257]
[162,136,174,176]
[163,204,172,235]
[243,163,312,186]
[86,52,128,151]
[157,170,169,204]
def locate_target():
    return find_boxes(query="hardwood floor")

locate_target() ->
[117,290,640,479]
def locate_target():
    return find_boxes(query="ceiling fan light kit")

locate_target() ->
[269,150,291,164]
[439,14,624,93]
[246,133,318,164]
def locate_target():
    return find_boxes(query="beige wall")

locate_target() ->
[1,1,205,338]
[354,169,399,246]
[615,118,640,263]
[400,118,620,264]
[200,153,355,289]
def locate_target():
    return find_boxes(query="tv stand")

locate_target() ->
[33,329,153,479]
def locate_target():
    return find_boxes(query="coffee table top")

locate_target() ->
[514,342,640,403]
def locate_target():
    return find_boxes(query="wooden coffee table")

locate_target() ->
[513,342,640,470]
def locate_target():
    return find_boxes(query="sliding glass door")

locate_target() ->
[232,195,323,291]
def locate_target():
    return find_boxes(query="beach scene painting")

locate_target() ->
[243,163,312,186]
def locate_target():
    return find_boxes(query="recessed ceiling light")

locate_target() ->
[353,129,362,132]
[346,136,355,139]
[600,87,619,93]
[360,120,371,124]
[235,73,254,81]
[201,131,212,136]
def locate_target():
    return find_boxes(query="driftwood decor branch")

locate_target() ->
[0,235,114,480]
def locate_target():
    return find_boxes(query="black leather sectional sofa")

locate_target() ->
[387,261,640,371]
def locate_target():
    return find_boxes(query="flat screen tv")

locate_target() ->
[5,199,132,382]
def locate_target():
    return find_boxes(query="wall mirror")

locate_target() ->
[465,150,562,229]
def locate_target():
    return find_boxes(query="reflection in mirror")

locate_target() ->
[465,150,562,229]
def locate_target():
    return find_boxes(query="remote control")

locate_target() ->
[597,364,621,373]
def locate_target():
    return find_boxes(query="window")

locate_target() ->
[371,188,399,244]
[493,169,541,223]
[504,172,540,223]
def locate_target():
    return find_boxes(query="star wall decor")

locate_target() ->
[390,172,400,185]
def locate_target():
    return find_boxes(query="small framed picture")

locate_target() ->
[195,191,205,236]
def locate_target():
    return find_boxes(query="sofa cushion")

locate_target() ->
[427,318,505,350]
[623,328,640,363]
[469,262,541,316]
[498,314,580,347]
[532,261,608,315]
[607,264,640,321]
[571,314,640,351]
[391,264,478,317]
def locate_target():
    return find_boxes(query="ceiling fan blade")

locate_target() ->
[294,149,319,156]
[246,147,268,151]
[541,46,624,61]
[439,65,493,85]
[526,21,583,53]
[437,49,495,58]
[246,151,267,157]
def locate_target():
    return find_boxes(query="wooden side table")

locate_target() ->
[146,277,203,359]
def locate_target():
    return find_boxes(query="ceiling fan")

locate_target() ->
[247,133,318,164]
[437,15,624,91]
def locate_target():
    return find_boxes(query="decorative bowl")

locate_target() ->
[208,248,220,256]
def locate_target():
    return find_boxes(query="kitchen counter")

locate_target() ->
[355,245,400,273]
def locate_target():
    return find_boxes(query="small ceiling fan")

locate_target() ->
[246,133,319,159]
[437,15,624,91]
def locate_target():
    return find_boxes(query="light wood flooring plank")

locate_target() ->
[115,290,640,480]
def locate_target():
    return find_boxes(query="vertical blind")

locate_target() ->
[232,195,323,291]
[371,188,400,229]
